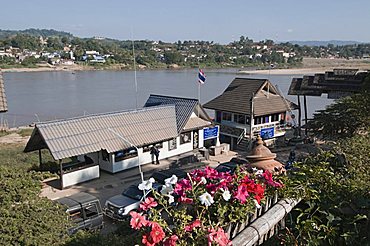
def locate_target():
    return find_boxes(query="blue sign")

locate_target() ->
[203,126,219,140]
[261,127,274,140]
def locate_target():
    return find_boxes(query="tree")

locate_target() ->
[0,166,71,245]
[163,51,183,64]
[306,81,370,139]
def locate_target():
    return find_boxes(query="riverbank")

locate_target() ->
[239,58,370,75]
[2,58,368,74]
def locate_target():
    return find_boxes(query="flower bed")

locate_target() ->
[130,166,283,246]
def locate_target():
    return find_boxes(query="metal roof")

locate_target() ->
[288,70,369,98]
[183,116,211,131]
[0,70,7,112]
[204,78,294,116]
[24,106,178,160]
[144,94,200,132]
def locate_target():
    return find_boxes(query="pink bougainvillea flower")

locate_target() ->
[140,197,158,211]
[214,227,232,246]
[150,222,166,244]
[174,179,192,196]
[130,211,148,230]
[142,234,156,246]
[234,183,249,203]
[204,166,220,179]
[185,219,202,232]
[163,235,179,246]
[208,227,232,246]
[179,196,193,204]
[262,170,283,188]
[253,183,265,204]
[206,183,219,194]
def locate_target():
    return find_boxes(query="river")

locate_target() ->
[2,69,333,127]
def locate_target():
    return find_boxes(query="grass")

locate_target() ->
[0,143,54,171]
[17,128,34,137]
[0,130,11,137]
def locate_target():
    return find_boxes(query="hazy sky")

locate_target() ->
[1,0,369,43]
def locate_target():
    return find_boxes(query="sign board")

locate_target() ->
[261,127,274,140]
[203,126,219,140]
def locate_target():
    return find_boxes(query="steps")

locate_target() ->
[236,137,251,152]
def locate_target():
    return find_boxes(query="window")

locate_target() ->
[215,111,222,123]
[114,147,138,162]
[264,116,269,123]
[83,203,99,219]
[233,114,246,124]
[69,208,83,223]
[168,138,177,151]
[254,116,262,125]
[180,132,191,144]
[143,142,163,152]
[280,113,286,123]
[271,114,279,122]
[222,112,232,121]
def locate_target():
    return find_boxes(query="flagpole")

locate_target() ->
[198,79,200,117]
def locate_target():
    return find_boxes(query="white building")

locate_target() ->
[24,95,218,188]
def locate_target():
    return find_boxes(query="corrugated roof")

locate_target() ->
[144,94,199,132]
[0,70,8,112]
[204,78,292,116]
[24,106,178,160]
[183,116,211,131]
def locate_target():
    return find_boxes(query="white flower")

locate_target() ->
[199,192,214,207]
[201,177,207,184]
[161,184,174,195]
[252,167,258,173]
[167,194,175,204]
[138,178,155,191]
[165,175,178,185]
[221,189,231,201]
[253,199,262,209]
[256,170,264,176]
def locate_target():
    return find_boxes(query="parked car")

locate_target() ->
[215,157,249,174]
[150,168,188,184]
[104,182,162,221]
[56,192,104,234]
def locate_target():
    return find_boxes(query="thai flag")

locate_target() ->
[198,69,206,84]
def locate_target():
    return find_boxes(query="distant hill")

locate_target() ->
[287,40,363,46]
[0,28,74,39]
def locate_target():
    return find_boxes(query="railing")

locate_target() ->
[237,129,246,145]
[230,197,301,246]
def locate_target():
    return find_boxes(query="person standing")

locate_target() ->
[154,146,160,165]
[150,146,156,164]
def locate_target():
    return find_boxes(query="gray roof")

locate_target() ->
[144,94,210,132]
[288,69,369,98]
[204,78,294,116]
[24,106,178,160]
[0,70,7,112]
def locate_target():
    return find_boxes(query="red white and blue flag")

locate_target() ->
[198,69,206,84]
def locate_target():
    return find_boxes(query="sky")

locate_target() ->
[1,0,369,44]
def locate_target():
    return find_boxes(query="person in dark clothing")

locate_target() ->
[84,155,94,164]
[150,146,156,164]
[154,147,160,164]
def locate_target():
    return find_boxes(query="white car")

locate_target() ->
[104,183,161,220]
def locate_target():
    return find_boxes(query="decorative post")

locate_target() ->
[59,159,63,189]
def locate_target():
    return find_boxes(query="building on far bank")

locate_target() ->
[204,78,297,150]
[24,95,218,189]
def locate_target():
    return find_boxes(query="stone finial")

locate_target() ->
[246,135,285,174]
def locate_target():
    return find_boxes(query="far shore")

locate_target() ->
[2,58,369,75]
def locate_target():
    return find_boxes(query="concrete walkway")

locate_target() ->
[41,150,239,205]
